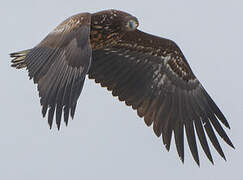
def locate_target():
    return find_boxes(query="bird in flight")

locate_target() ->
[10,9,234,165]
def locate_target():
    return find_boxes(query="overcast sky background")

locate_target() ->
[1,0,242,179]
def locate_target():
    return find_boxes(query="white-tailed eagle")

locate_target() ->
[10,9,234,165]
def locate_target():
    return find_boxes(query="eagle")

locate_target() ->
[10,9,234,165]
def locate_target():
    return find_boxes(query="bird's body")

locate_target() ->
[10,9,233,165]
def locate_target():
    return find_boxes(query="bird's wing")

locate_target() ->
[88,29,234,165]
[11,13,92,129]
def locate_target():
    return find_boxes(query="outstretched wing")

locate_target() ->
[11,13,92,129]
[88,29,234,165]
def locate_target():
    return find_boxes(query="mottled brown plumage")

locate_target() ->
[10,9,234,165]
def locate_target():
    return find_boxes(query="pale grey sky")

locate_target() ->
[1,0,242,179]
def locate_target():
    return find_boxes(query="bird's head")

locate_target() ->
[90,9,139,49]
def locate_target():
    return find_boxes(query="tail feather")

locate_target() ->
[10,49,31,69]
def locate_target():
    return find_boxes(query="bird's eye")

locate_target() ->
[126,19,138,30]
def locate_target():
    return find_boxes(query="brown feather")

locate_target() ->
[10,10,233,165]
[89,28,233,164]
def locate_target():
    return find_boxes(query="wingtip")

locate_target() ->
[49,123,52,130]
[65,120,69,127]
[207,154,214,165]
[226,123,231,129]
[226,139,235,149]
[164,143,170,152]
[56,121,61,130]
[179,155,184,164]
[57,125,61,131]
[194,157,200,167]
[224,122,230,129]
[223,154,227,161]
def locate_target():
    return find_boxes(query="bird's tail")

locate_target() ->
[10,49,31,69]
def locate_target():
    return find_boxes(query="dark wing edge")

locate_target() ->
[88,29,234,165]
[10,13,92,129]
